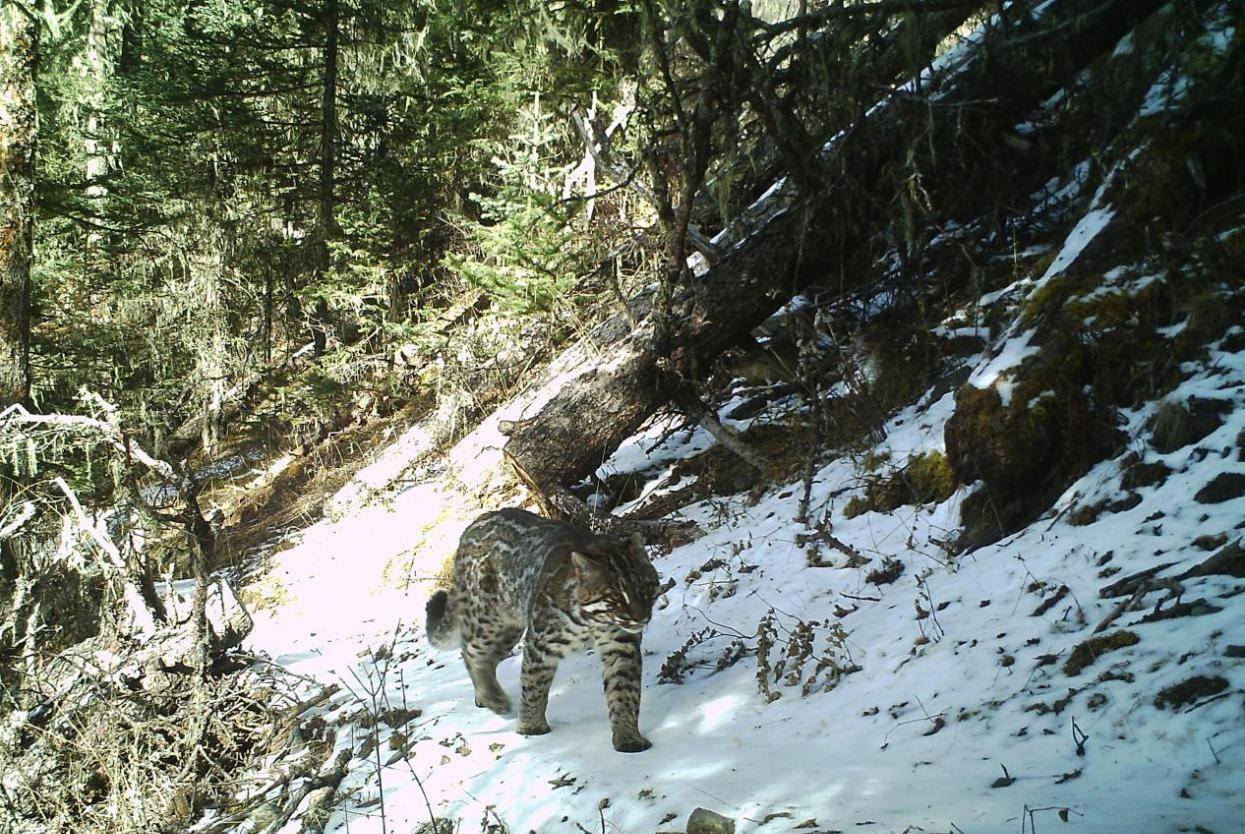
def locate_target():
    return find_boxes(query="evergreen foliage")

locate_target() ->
[24,0,636,454]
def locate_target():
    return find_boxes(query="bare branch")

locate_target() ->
[0,500,36,540]
[53,477,158,634]
[1,396,176,481]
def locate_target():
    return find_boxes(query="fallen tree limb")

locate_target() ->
[0,391,225,645]
[503,0,1168,501]
[54,476,158,635]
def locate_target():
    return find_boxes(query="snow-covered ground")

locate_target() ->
[234,318,1245,834]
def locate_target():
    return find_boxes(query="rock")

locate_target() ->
[1193,472,1245,504]
[687,807,736,834]
[945,385,1057,492]
[945,377,1123,550]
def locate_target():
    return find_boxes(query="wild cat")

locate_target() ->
[425,508,660,752]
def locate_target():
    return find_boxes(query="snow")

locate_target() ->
[1029,159,1092,219]
[236,328,1245,834]
[1139,69,1191,118]
[967,329,1040,404]
[1036,206,1115,285]
[931,325,985,340]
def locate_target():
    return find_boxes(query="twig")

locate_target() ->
[1071,717,1089,756]
[881,711,948,749]
[1022,804,1082,833]
[1093,586,1143,633]
[1183,690,1233,714]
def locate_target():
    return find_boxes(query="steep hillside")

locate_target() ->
[197,4,1245,833]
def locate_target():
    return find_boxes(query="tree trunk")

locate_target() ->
[1,3,37,589]
[503,0,1168,499]
[0,2,35,410]
[84,0,115,219]
[311,0,339,357]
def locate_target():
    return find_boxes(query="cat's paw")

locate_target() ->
[475,695,513,715]
[518,719,552,736]
[612,734,652,753]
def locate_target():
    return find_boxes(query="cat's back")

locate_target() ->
[456,508,586,589]
[459,508,573,553]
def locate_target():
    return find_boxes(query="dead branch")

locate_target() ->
[0,500,36,540]
[53,477,158,634]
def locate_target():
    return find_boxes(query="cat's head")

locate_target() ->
[571,532,660,632]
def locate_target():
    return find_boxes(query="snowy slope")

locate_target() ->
[235,323,1245,834]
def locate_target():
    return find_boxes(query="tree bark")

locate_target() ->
[503,0,1168,499]
[84,0,115,213]
[1,2,37,590]
[0,2,35,409]
[311,0,339,357]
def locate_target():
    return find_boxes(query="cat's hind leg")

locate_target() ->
[461,622,522,715]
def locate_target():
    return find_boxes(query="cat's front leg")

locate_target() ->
[518,634,565,736]
[598,630,651,752]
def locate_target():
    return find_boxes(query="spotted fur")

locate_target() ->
[425,508,660,752]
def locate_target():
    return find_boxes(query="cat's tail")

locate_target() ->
[425,589,460,650]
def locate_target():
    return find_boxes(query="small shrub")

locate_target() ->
[847,451,957,519]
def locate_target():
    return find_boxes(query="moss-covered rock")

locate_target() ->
[946,207,1245,551]
[945,385,1060,493]
[906,451,958,505]
[945,362,1123,550]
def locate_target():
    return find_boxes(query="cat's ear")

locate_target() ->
[628,532,646,555]
[571,550,604,575]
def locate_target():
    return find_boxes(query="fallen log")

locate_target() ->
[503,0,1168,502]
